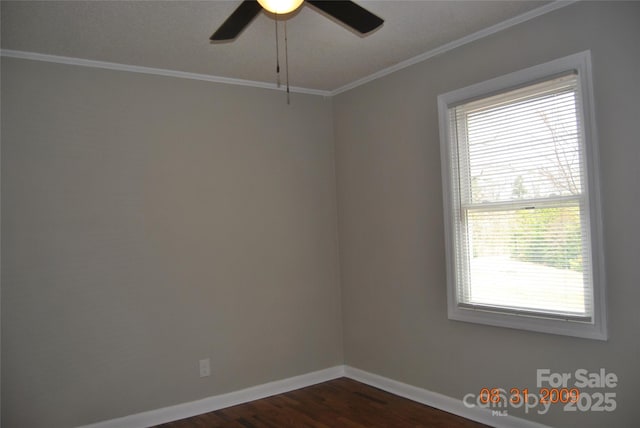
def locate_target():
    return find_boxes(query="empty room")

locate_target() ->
[1,1,639,427]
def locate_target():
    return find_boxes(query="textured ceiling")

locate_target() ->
[1,1,552,92]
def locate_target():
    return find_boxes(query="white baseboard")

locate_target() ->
[78,366,345,428]
[80,365,552,428]
[344,366,552,428]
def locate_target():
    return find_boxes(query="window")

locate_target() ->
[438,52,606,340]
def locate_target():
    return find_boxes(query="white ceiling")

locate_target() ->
[1,1,555,93]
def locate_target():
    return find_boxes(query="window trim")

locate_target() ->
[437,51,607,340]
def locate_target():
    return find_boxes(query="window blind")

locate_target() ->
[448,73,594,321]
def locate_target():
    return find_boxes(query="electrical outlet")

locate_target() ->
[199,358,211,377]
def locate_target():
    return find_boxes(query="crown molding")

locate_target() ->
[0,49,332,97]
[1,1,576,98]
[329,0,579,96]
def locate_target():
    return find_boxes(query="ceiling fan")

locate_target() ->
[210,0,384,41]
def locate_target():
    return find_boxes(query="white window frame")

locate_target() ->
[437,51,607,340]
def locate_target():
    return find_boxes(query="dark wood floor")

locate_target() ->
[155,377,490,428]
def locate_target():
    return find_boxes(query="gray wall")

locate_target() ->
[334,2,639,428]
[1,59,343,427]
[3,2,640,428]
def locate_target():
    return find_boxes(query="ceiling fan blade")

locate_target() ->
[210,0,263,41]
[307,1,383,34]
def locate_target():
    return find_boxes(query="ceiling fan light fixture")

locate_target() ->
[257,0,304,15]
